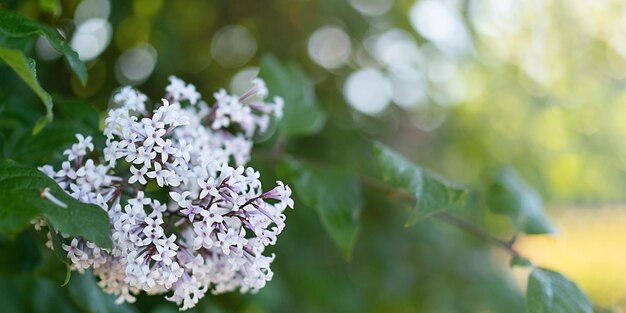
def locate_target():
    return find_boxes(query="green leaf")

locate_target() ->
[527,267,593,313]
[0,9,87,84]
[8,100,102,164]
[372,142,467,225]
[68,270,135,313]
[32,116,49,135]
[0,231,42,275]
[510,254,533,268]
[0,46,52,133]
[0,159,111,248]
[259,54,326,136]
[49,229,72,286]
[280,157,361,260]
[38,0,62,17]
[485,168,555,235]
[0,276,82,313]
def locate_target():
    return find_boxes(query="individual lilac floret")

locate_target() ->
[36,77,292,310]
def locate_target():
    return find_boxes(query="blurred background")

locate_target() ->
[1,0,626,312]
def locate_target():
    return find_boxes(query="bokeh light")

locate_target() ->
[210,25,257,69]
[70,18,112,61]
[230,67,260,96]
[372,29,422,70]
[344,68,391,115]
[69,0,112,62]
[388,68,427,109]
[115,43,157,85]
[409,0,472,57]
[35,35,61,61]
[348,0,394,17]
[307,26,352,70]
[74,0,110,24]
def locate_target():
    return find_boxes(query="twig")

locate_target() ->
[256,145,522,257]
[434,212,520,256]
[271,134,287,164]
[360,175,521,257]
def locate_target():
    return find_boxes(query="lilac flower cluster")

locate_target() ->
[36,77,293,310]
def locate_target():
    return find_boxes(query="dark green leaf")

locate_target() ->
[486,168,555,234]
[280,157,361,260]
[68,270,135,313]
[0,32,36,50]
[0,276,81,313]
[0,231,42,275]
[527,267,592,313]
[259,54,326,136]
[0,46,52,133]
[0,9,87,84]
[10,101,102,164]
[510,254,533,268]
[0,159,111,248]
[50,229,71,286]
[372,142,467,225]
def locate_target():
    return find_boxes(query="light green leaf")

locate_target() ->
[486,168,555,235]
[259,54,326,136]
[68,270,135,313]
[0,9,87,84]
[38,0,62,17]
[527,267,593,313]
[372,142,467,225]
[32,116,49,135]
[0,159,111,248]
[280,157,361,260]
[0,46,52,134]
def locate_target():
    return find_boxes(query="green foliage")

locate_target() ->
[280,157,361,260]
[0,98,101,164]
[0,9,87,84]
[527,267,592,313]
[37,0,62,17]
[0,276,82,313]
[259,54,326,136]
[0,159,111,248]
[0,46,52,134]
[0,2,605,312]
[0,9,88,133]
[0,231,41,275]
[49,229,72,286]
[486,169,555,235]
[510,255,533,268]
[372,142,467,225]
[67,270,134,313]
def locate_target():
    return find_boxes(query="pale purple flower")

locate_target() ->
[36,76,294,311]
[129,165,148,184]
[154,139,177,163]
[143,125,166,147]
[134,146,155,168]
[169,191,192,208]
[152,244,177,265]
[197,177,219,199]
[57,161,78,179]
[147,163,173,187]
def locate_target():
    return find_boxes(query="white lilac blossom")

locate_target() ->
[35,77,292,310]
